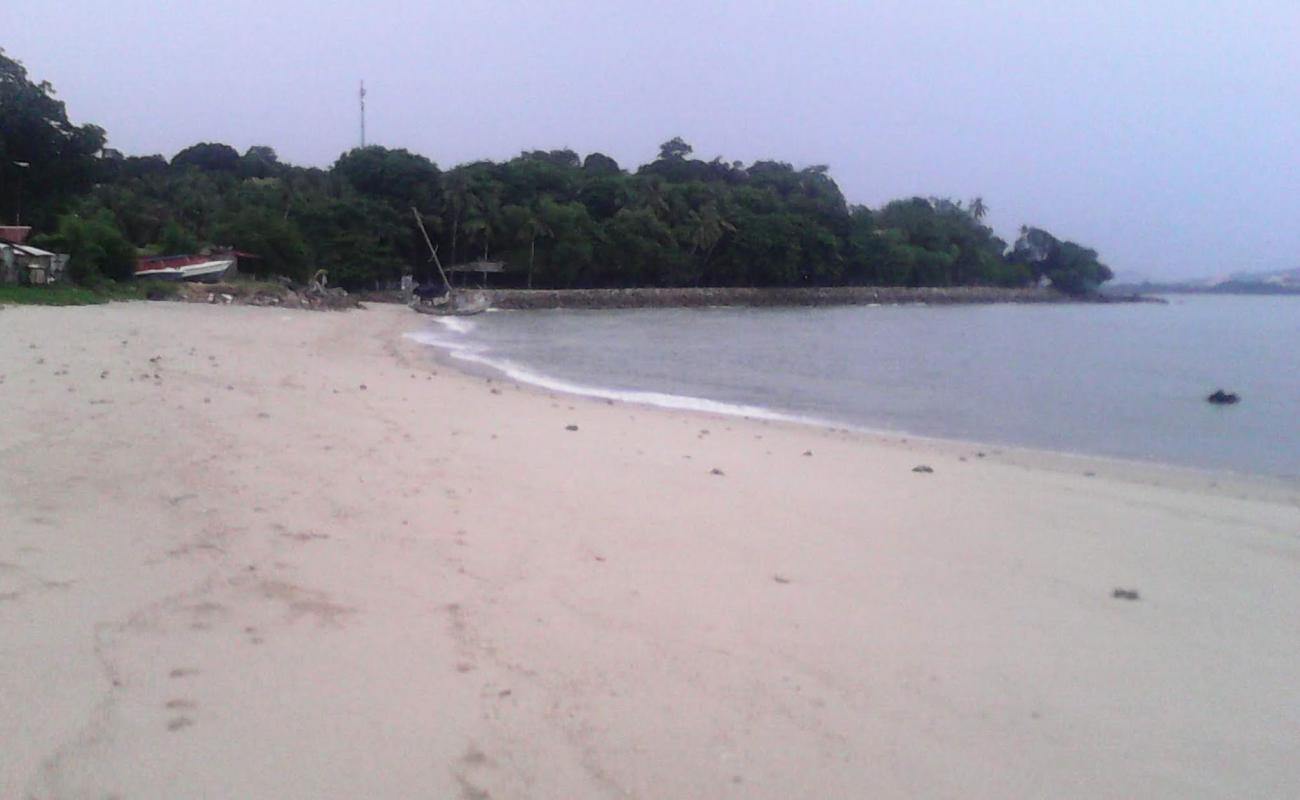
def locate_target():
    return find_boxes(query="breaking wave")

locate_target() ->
[404,322,830,426]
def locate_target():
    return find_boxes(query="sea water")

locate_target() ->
[409,295,1300,478]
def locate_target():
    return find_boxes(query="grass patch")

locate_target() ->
[0,281,176,306]
[0,284,113,305]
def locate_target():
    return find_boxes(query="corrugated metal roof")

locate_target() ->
[10,244,56,258]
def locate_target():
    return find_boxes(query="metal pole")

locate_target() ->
[411,207,453,294]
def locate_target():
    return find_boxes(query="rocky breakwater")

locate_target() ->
[162,280,362,310]
[484,285,1076,310]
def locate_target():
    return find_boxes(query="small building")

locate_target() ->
[1,242,68,285]
[446,259,506,288]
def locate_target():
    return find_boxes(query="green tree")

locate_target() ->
[658,137,693,161]
[1011,226,1113,295]
[582,152,621,176]
[502,202,552,288]
[212,206,309,280]
[171,142,241,172]
[332,146,441,211]
[34,212,136,283]
[598,207,680,286]
[0,49,107,228]
[158,221,200,255]
[237,145,282,179]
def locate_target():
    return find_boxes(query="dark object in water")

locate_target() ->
[1206,389,1240,405]
[1112,588,1140,601]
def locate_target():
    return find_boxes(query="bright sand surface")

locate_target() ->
[1,301,1297,799]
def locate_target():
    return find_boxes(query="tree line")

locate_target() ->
[1,49,1113,294]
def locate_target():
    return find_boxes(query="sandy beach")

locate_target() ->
[2,301,1297,799]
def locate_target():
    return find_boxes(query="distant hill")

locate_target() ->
[1109,266,1300,295]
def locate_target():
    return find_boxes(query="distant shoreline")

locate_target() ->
[1108,284,1300,297]
[461,285,1156,310]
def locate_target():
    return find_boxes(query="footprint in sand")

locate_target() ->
[167,717,194,732]
[169,667,200,679]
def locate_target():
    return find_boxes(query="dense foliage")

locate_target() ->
[1,50,1112,294]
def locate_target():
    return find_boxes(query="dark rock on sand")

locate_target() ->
[912,465,934,474]
[1112,588,1140,601]
[1206,389,1240,405]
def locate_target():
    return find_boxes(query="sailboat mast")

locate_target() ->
[411,207,454,294]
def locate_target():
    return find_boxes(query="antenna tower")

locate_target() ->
[359,80,367,148]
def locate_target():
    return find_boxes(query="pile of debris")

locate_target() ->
[161,273,361,311]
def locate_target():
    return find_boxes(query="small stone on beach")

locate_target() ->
[565,424,579,431]
[912,465,934,473]
[710,468,725,476]
[1112,588,1140,601]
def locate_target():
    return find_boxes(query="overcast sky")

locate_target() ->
[4,1,1298,279]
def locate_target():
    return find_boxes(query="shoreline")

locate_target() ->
[361,284,1162,310]
[404,313,1299,501]
[4,302,1297,798]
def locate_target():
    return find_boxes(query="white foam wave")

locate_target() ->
[428,316,478,335]
[404,325,829,427]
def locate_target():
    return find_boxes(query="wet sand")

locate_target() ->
[1,301,1297,799]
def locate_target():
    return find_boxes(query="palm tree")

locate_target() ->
[518,204,553,289]
[462,183,502,262]
[687,203,734,267]
[637,176,670,219]
[442,171,474,262]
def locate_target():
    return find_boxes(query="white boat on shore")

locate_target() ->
[134,254,236,282]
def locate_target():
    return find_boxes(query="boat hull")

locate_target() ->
[135,258,235,283]
[411,291,491,316]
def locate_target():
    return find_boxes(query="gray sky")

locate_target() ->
[5,1,1298,279]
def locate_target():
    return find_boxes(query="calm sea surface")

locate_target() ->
[411,295,1300,478]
